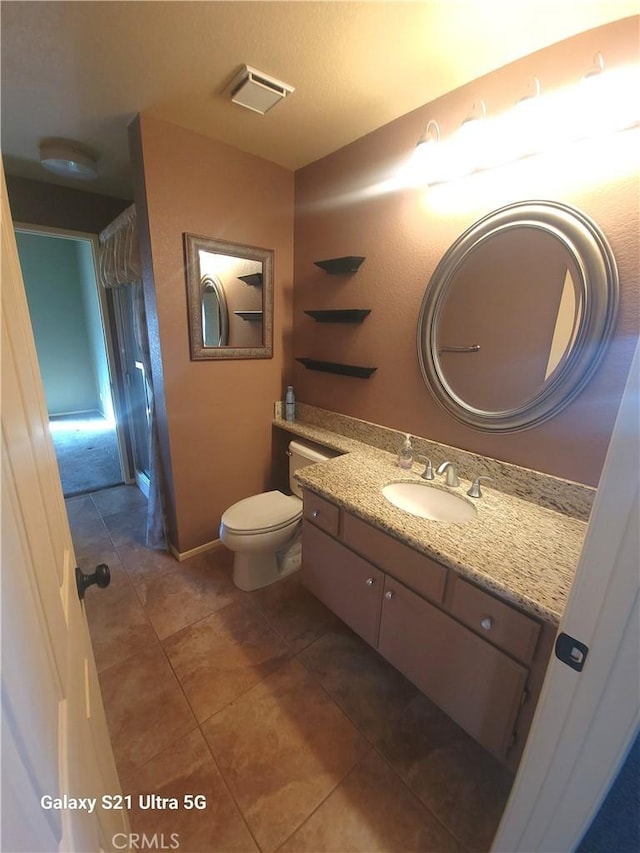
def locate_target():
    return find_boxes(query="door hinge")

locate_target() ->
[555,632,589,672]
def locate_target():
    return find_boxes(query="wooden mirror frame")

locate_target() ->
[184,233,273,360]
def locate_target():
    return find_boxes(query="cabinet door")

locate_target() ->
[341,512,446,604]
[302,521,383,646]
[379,577,528,758]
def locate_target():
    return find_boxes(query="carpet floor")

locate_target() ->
[50,414,123,497]
[578,733,640,853]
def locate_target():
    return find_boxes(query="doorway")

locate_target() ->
[14,225,132,497]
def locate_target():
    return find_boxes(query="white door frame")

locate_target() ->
[493,340,639,851]
[13,221,134,486]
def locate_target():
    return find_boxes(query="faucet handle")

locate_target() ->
[415,455,434,480]
[467,476,493,498]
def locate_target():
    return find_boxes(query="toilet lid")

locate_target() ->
[221,490,302,534]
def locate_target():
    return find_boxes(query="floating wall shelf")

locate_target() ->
[234,311,263,321]
[304,309,371,323]
[237,273,263,286]
[296,358,377,378]
[314,256,365,274]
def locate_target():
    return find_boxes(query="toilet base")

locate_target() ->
[232,536,302,592]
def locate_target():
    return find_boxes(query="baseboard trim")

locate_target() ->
[50,408,106,420]
[169,538,225,562]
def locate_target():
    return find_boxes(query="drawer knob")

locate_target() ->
[312,510,319,519]
[385,590,394,600]
[480,616,493,631]
[365,577,375,587]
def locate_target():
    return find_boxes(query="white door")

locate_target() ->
[493,340,639,851]
[1,167,129,852]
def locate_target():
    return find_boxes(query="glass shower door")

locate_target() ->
[113,286,151,494]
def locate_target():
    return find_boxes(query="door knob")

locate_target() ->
[76,563,110,600]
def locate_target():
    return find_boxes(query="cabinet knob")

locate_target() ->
[480,616,493,631]
[311,510,319,519]
[365,577,375,587]
[385,590,394,600]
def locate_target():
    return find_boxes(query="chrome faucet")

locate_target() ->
[415,455,434,480]
[467,476,493,498]
[436,461,459,487]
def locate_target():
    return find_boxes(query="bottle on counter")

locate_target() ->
[285,386,296,422]
[397,433,414,469]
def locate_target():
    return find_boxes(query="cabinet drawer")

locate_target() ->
[301,522,383,647]
[379,577,528,759]
[342,512,446,604]
[303,491,340,537]
[450,577,541,665]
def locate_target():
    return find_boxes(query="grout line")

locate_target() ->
[272,746,377,852]
[174,611,294,728]
[196,724,262,852]
[369,736,471,851]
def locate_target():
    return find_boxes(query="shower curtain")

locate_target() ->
[99,205,168,550]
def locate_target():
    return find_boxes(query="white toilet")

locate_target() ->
[219,440,334,591]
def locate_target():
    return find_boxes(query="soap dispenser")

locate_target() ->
[397,434,414,469]
[285,386,295,422]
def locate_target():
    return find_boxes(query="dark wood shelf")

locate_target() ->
[296,358,377,378]
[237,273,263,286]
[304,309,371,323]
[314,256,365,274]
[234,311,262,321]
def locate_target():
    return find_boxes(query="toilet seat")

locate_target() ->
[221,490,302,536]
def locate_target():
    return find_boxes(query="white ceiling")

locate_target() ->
[1,1,637,199]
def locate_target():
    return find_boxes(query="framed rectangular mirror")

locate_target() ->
[184,233,273,360]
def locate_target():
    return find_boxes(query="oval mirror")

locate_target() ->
[417,200,619,432]
[184,233,273,360]
[201,274,228,347]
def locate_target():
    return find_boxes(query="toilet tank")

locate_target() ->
[288,440,336,499]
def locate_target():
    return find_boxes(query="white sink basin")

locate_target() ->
[382,482,477,522]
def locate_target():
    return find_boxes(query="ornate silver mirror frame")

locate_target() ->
[184,233,273,360]
[417,200,619,432]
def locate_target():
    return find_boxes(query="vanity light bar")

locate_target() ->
[412,57,640,185]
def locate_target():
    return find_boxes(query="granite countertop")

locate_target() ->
[274,417,587,625]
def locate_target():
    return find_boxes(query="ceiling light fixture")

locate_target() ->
[39,139,98,180]
[228,65,295,115]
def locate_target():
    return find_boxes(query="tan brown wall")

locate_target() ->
[293,17,639,487]
[131,114,294,552]
[5,174,130,233]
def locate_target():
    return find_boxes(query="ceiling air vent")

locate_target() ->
[228,65,295,115]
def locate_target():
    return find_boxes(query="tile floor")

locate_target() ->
[69,484,513,853]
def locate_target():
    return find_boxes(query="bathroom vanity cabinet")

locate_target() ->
[301,490,556,769]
